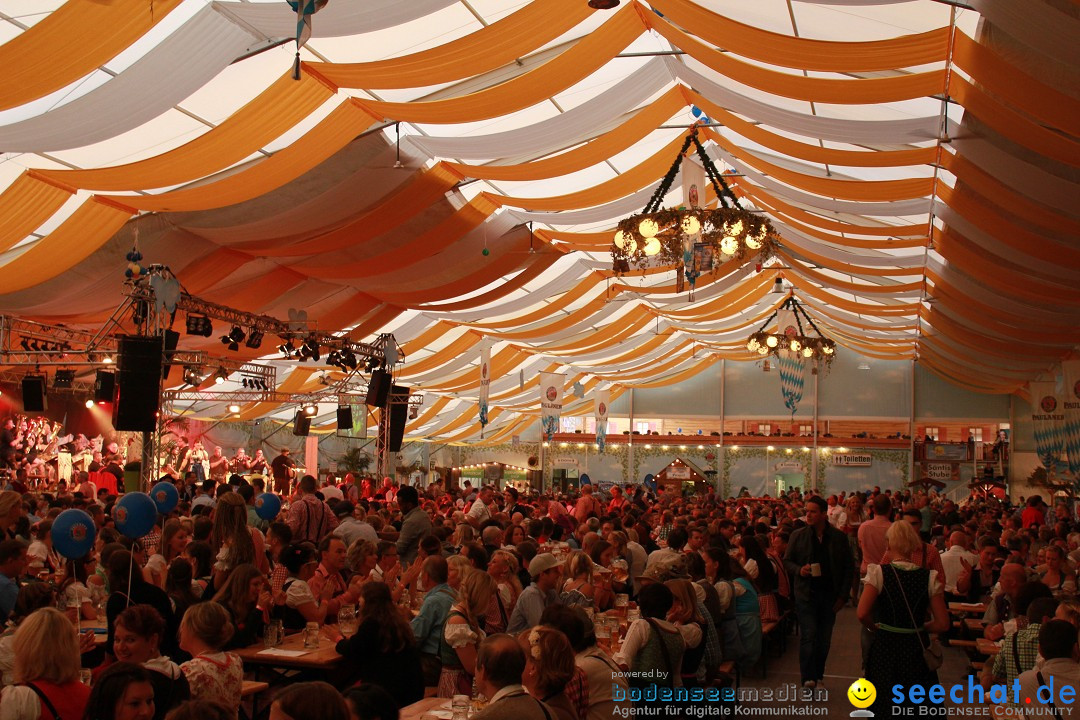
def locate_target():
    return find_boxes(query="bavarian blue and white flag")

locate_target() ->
[1061,363,1080,476]
[539,372,565,442]
[288,0,328,79]
[775,310,805,415]
[478,343,491,438]
[1031,380,1065,470]
[595,390,610,453]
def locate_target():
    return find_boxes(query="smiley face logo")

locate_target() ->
[848,678,876,710]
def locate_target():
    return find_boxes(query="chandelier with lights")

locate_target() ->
[612,126,778,273]
[746,294,837,363]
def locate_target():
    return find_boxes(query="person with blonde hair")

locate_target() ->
[178,602,243,711]
[447,554,472,591]
[518,626,578,720]
[145,518,189,588]
[559,551,595,609]
[665,579,707,687]
[0,607,90,719]
[438,569,496,696]
[857,520,949,716]
[347,538,378,580]
[488,549,522,631]
[211,493,263,588]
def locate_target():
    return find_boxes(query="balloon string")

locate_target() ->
[126,551,134,609]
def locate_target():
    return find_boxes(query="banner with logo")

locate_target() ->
[1062,362,1080,475]
[539,372,565,441]
[478,343,491,437]
[595,390,610,453]
[1031,381,1065,469]
[775,310,805,416]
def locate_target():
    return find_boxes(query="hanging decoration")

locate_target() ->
[746,294,837,364]
[775,309,807,416]
[1062,362,1080,478]
[288,0,329,80]
[595,389,609,453]
[612,126,778,286]
[539,371,565,442]
[478,342,491,438]
[1030,380,1066,471]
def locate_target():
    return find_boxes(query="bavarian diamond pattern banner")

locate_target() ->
[775,310,805,415]
[539,372,565,442]
[478,343,491,437]
[595,390,610,453]
[1062,362,1080,476]
[1031,381,1065,469]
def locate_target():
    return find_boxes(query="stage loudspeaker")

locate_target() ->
[161,329,180,380]
[365,369,391,407]
[388,385,409,452]
[21,375,46,412]
[293,410,311,436]
[113,335,163,432]
[336,406,353,431]
[94,371,116,403]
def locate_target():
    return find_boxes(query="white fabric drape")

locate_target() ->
[0,6,255,152]
[407,59,673,160]
[672,60,954,145]
[968,0,1080,68]
[211,0,459,39]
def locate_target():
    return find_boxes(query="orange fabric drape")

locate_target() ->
[647,12,946,104]
[307,0,594,89]
[101,100,379,213]
[650,0,949,73]
[951,32,1080,139]
[949,77,1080,168]
[0,0,184,111]
[354,3,643,124]
[0,197,135,293]
[239,164,463,258]
[488,133,685,211]
[40,73,335,192]
[707,130,934,201]
[0,173,74,254]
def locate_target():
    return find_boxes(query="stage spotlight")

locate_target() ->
[220,326,245,352]
[54,369,75,389]
[245,329,263,349]
[183,367,202,386]
[228,404,240,413]
[304,404,317,416]
[85,399,94,409]
[102,356,113,364]
[186,314,213,337]
[214,367,227,385]
[304,337,320,363]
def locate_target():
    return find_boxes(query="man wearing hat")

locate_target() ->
[507,552,563,633]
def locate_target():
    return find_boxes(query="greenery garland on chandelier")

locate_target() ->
[612,126,779,272]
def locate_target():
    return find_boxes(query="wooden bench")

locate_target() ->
[950,639,979,649]
[240,681,270,720]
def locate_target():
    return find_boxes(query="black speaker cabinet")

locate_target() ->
[21,375,46,412]
[94,370,116,403]
[336,406,353,430]
[388,385,409,452]
[113,335,163,432]
[365,369,392,407]
[293,410,311,436]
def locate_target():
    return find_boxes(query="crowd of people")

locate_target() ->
[1,424,1079,718]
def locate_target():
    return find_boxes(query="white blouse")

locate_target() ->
[863,561,942,598]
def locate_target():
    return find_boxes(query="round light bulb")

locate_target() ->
[681,216,700,235]
[625,238,638,254]
[747,338,760,352]
[720,236,739,255]
[639,218,659,238]
[757,346,768,355]
[745,235,762,250]
[724,219,744,236]
[643,238,662,256]
[614,230,628,249]
[802,347,814,358]
[823,345,835,355]
[765,335,778,348]
[790,339,801,353]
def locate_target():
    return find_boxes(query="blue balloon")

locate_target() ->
[644,473,654,482]
[255,493,282,521]
[691,106,703,118]
[580,474,591,485]
[114,492,158,539]
[149,481,179,515]
[52,509,96,560]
